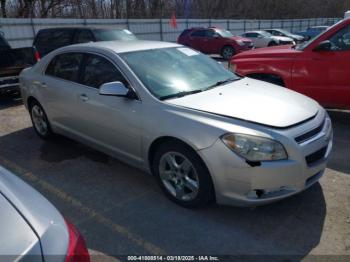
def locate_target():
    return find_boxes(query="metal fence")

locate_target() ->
[0,17,341,48]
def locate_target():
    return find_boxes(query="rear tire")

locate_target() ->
[152,141,214,208]
[29,100,54,140]
[221,46,235,60]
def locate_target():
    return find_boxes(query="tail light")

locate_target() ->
[33,47,41,62]
[65,220,90,262]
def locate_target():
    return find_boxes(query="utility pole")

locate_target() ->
[125,0,129,29]
[160,0,163,41]
[160,0,163,18]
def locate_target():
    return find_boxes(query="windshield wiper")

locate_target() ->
[159,89,203,100]
[204,77,239,90]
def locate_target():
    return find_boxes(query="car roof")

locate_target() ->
[37,27,127,32]
[61,40,182,54]
[311,26,328,29]
[245,31,264,34]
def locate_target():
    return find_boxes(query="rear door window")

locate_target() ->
[205,30,215,38]
[35,29,74,46]
[245,33,258,38]
[81,54,127,89]
[191,30,206,37]
[75,30,94,44]
[45,52,83,82]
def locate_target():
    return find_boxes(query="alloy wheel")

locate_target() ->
[31,105,48,136]
[159,152,199,201]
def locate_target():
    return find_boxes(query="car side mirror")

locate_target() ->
[99,81,131,97]
[313,40,332,51]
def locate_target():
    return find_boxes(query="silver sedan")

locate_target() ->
[20,40,333,207]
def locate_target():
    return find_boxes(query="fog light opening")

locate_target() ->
[247,189,265,199]
[246,160,261,167]
[255,189,264,198]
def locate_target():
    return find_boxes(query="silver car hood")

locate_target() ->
[167,78,319,128]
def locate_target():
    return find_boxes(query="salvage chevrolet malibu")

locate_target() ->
[20,41,333,207]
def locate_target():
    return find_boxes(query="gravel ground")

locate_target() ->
[0,94,349,262]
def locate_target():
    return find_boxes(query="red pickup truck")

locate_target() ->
[231,18,350,109]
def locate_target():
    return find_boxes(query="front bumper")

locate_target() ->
[198,115,333,207]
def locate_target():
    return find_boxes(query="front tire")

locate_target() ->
[29,101,54,139]
[152,141,214,208]
[221,46,235,60]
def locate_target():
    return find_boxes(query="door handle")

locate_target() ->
[33,81,47,88]
[79,94,88,102]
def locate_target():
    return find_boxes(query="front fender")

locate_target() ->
[233,59,293,88]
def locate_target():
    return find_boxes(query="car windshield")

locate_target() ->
[120,47,239,100]
[216,29,234,38]
[94,29,137,41]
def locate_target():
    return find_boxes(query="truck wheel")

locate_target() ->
[221,46,235,60]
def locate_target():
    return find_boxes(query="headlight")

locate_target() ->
[236,40,245,46]
[221,133,288,161]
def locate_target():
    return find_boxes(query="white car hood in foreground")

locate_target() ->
[167,78,319,128]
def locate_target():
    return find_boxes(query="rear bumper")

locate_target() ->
[0,76,20,94]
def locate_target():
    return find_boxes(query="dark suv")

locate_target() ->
[33,27,137,57]
[1,32,36,95]
[177,27,253,59]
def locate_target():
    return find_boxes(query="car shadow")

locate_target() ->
[327,110,350,175]
[0,127,327,259]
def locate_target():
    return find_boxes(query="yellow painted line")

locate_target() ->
[0,155,166,255]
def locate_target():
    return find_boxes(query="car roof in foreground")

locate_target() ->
[65,40,182,53]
